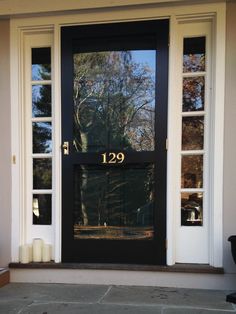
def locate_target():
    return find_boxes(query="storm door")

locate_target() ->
[61,20,169,264]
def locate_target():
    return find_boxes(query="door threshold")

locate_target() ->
[9,262,224,274]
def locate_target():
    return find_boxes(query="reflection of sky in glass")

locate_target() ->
[131,50,156,73]
[132,50,156,112]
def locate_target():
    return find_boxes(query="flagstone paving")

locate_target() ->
[0,283,235,313]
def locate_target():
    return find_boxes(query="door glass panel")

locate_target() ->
[181,192,203,226]
[32,85,51,118]
[32,47,51,81]
[73,50,156,152]
[33,158,52,189]
[73,164,154,240]
[33,122,52,153]
[183,77,205,112]
[33,194,52,225]
[183,37,206,73]
[182,116,204,150]
[181,155,203,188]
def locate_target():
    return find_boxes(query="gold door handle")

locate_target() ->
[62,141,69,155]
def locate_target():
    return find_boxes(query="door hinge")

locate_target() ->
[165,239,168,250]
[12,155,16,164]
[166,138,168,150]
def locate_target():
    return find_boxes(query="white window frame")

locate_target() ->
[24,32,54,249]
[10,2,226,266]
[174,21,211,264]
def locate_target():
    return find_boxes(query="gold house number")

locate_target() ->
[101,152,125,164]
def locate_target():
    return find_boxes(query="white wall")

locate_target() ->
[223,0,236,274]
[0,19,11,267]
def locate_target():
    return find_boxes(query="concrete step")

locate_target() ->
[8,266,236,290]
[0,268,9,288]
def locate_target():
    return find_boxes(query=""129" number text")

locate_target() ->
[101,152,125,164]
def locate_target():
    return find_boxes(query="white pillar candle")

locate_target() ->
[42,244,51,262]
[27,244,33,262]
[33,238,43,262]
[19,245,29,264]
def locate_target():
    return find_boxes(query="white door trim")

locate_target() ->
[10,2,226,266]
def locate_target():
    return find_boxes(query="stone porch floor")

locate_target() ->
[0,283,236,313]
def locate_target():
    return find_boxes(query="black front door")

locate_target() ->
[61,20,169,264]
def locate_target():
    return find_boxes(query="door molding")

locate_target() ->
[10,3,226,267]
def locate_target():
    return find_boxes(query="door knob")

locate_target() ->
[62,141,69,155]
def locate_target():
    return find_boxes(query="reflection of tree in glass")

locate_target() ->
[33,159,52,189]
[32,84,51,117]
[32,59,51,81]
[183,53,205,73]
[73,165,154,232]
[181,155,203,189]
[33,122,52,153]
[73,52,155,231]
[73,51,155,152]
[182,116,204,150]
[183,77,204,112]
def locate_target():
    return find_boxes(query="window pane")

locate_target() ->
[32,85,51,117]
[181,192,203,226]
[182,116,204,150]
[33,158,52,189]
[33,122,52,153]
[73,50,156,152]
[183,77,205,112]
[183,37,205,73]
[181,155,203,188]
[32,47,51,81]
[73,164,154,240]
[33,194,52,225]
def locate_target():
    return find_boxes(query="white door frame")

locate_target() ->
[10,2,226,266]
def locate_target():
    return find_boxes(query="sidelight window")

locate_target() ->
[180,37,206,227]
[31,47,52,225]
